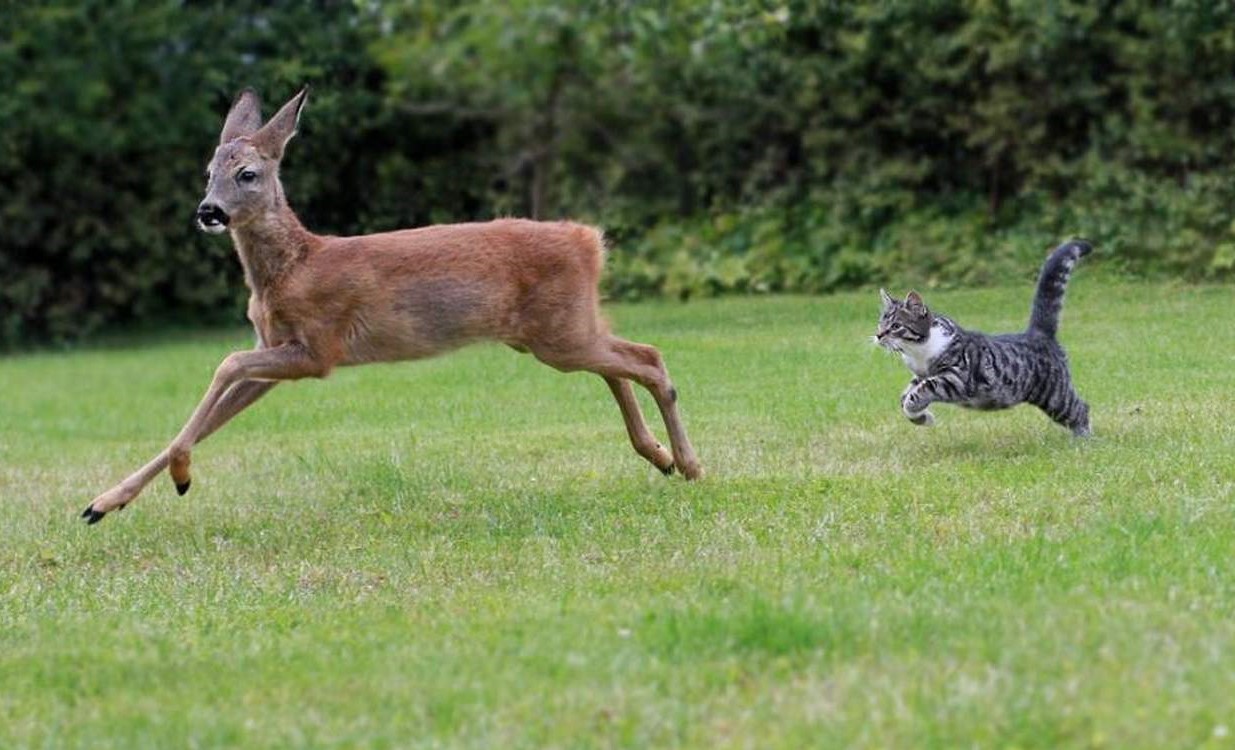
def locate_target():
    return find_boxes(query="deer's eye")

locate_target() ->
[237,169,258,183]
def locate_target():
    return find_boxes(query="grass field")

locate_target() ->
[2,282,1234,748]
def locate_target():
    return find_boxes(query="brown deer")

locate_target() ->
[82,87,702,524]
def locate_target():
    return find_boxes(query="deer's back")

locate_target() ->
[275,219,607,365]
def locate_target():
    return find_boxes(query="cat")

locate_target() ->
[875,239,1092,436]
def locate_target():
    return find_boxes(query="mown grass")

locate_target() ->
[1,282,1233,748]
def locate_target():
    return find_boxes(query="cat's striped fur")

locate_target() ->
[875,239,1092,435]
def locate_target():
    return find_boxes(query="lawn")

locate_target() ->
[2,282,1233,748]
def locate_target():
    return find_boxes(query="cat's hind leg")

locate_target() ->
[1039,385,1091,436]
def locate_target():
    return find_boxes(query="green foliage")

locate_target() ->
[3,1,1235,346]
[0,1,486,346]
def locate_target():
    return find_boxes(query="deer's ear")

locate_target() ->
[252,86,308,160]
[220,89,262,145]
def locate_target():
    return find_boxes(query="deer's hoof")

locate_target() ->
[659,463,675,476]
[175,479,191,496]
[81,506,106,525]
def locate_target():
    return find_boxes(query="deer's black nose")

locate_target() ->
[195,202,229,229]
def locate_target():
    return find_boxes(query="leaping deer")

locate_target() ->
[82,87,702,525]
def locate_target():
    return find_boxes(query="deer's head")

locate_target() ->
[197,87,308,234]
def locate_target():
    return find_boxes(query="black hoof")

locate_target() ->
[81,506,106,525]
[660,463,676,476]
[175,479,191,496]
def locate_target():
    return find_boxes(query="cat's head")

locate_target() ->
[875,289,932,351]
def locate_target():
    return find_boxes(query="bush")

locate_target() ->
[3,1,1234,347]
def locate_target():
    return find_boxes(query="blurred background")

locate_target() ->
[3,0,1234,348]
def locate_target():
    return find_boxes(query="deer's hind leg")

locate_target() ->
[532,335,702,480]
[604,376,675,474]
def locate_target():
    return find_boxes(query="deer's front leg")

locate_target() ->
[167,379,278,496]
[84,344,325,524]
[165,345,325,500]
[80,381,278,523]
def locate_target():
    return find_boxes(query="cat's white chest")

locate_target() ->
[899,324,954,377]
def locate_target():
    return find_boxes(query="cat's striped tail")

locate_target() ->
[1028,239,1092,338]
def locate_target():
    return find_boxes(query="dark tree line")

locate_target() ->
[3,1,1235,346]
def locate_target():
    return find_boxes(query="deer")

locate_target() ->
[81,87,702,525]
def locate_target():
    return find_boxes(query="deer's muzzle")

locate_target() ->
[196,203,230,234]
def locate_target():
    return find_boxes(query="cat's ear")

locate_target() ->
[880,288,896,310]
[905,290,928,316]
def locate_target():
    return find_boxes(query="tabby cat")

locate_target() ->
[875,239,1092,435]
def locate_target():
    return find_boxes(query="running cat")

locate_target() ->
[875,239,1092,435]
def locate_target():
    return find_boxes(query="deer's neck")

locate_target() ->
[231,207,316,293]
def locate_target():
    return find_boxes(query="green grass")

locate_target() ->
[2,282,1234,749]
